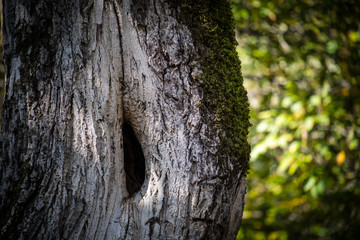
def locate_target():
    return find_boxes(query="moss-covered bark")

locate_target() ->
[172,0,251,174]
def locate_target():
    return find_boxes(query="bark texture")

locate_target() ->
[0,0,249,239]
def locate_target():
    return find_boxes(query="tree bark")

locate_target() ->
[0,0,249,239]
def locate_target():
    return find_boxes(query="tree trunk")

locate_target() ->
[0,0,250,239]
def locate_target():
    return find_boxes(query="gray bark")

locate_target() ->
[0,0,247,239]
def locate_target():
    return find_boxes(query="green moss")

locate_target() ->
[173,0,251,174]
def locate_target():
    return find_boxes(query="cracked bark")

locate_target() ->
[0,0,247,239]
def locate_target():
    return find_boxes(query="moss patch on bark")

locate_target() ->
[173,0,251,173]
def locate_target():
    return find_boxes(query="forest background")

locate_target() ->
[0,0,359,239]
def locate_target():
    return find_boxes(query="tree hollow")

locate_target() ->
[123,121,146,197]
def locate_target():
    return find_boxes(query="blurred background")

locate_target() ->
[0,1,359,239]
[231,0,360,239]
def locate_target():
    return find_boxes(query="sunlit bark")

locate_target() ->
[0,0,247,239]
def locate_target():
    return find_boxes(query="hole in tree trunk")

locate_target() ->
[123,121,145,197]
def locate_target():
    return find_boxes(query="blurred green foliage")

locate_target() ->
[231,0,360,239]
